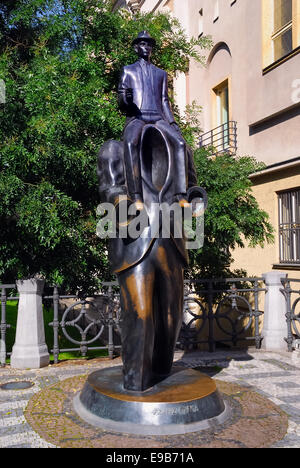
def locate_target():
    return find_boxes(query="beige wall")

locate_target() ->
[232,165,300,280]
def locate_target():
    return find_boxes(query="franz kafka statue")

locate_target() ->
[97,31,207,392]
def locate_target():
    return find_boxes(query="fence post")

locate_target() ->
[261,271,288,351]
[283,279,294,352]
[52,286,60,364]
[254,279,263,349]
[0,288,7,367]
[11,279,50,369]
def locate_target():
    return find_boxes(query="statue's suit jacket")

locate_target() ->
[118,61,175,123]
[97,134,199,275]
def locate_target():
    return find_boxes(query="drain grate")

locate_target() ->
[0,381,34,391]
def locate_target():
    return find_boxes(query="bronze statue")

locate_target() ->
[118,31,188,209]
[97,31,207,392]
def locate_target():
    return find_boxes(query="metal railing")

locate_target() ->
[46,278,265,362]
[199,121,237,156]
[281,278,300,352]
[0,277,266,366]
[278,190,300,265]
[47,282,121,364]
[8,275,300,366]
[127,0,145,12]
[0,284,18,367]
[180,278,265,352]
[279,226,300,264]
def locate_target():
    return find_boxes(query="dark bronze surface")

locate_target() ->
[97,31,208,392]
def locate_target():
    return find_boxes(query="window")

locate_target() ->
[262,0,300,70]
[213,80,230,150]
[278,189,300,264]
[215,82,229,127]
[272,0,293,61]
[198,8,204,38]
[213,0,219,22]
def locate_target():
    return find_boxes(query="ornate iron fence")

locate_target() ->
[46,277,265,360]
[47,282,121,364]
[180,278,265,352]
[281,278,300,352]
[0,284,18,367]
[0,277,270,366]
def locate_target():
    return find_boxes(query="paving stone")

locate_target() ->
[234,371,293,380]
[0,408,24,419]
[5,443,33,448]
[277,396,300,404]
[36,376,60,389]
[262,359,300,372]
[275,382,300,389]
[0,422,33,437]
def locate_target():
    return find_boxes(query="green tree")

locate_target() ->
[0,0,212,292]
[187,147,274,279]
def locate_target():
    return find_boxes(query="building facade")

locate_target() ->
[113,0,300,279]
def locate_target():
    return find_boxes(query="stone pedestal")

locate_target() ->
[11,279,49,369]
[74,366,229,435]
[262,271,288,351]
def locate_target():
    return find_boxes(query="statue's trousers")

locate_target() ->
[117,237,184,391]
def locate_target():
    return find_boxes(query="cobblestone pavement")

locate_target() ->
[0,348,299,448]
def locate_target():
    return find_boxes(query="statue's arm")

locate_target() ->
[161,71,176,124]
[118,67,133,113]
[118,67,127,110]
[97,141,128,205]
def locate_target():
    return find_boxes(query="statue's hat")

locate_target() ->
[132,31,156,47]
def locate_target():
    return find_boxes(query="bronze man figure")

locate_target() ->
[118,31,188,208]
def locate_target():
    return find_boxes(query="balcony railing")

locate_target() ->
[127,0,145,12]
[199,121,237,156]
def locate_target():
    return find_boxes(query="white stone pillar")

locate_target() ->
[11,279,49,369]
[261,271,288,351]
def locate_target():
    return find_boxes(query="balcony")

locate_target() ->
[199,121,237,156]
[112,0,144,13]
[127,0,145,12]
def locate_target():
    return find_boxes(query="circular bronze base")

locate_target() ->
[73,366,229,435]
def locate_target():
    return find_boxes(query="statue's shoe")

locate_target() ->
[178,198,191,209]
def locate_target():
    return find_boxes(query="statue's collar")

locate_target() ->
[138,58,151,67]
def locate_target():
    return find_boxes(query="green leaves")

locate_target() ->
[0,0,212,292]
[15,181,79,249]
[188,149,274,278]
